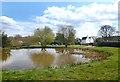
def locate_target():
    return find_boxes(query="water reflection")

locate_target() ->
[55,48,76,54]
[0,49,11,62]
[0,48,108,70]
[55,48,75,66]
[30,49,74,68]
[55,48,85,55]
[28,48,90,69]
[31,50,54,68]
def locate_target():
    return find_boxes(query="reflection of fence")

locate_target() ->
[97,42,120,47]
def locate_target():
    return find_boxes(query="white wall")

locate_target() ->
[81,37,94,44]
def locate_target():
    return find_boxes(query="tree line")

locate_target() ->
[1,25,117,48]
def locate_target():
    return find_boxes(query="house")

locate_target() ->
[81,36,94,44]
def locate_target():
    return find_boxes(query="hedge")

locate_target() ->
[96,41,120,47]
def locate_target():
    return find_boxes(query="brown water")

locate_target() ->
[0,48,108,70]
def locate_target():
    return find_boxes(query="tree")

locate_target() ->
[14,34,22,39]
[2,32,11,48]
[55,33,64,45]
[10,34,23,47]
[22,36,35,46]
[75,38,81,45]
[98,25,116,37]
[94,38,104,46]
[56,25,76,47]
[33,26,55,47]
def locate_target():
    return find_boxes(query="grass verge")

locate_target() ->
[2,46,119,80]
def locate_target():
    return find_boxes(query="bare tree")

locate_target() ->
[57,25,76,47]
[98,25,116,37]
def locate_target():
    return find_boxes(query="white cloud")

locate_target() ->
[36,2,117,23]
[36,16,49,23]
[0,16,35,36]
[1,1,118,38]
[0,16,21,31]
[0,16,58,36]
[75,22,99,38]
[32,23,58,33]
[67,5,75,10]
[0,16,16,26]
[35,2,118,38]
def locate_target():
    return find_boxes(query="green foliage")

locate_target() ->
[22,36,35,46]
[10,35,22,47]
[94,36,120,47]
[33,26,55,47]
[1,32,11,48]
[55,33,64,45]
[94,38,104,46]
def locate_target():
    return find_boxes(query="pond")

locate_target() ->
[0,48,109,70]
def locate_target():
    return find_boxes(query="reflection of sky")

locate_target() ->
[1,49,35,70]
[1,48,91,70]
[71,55,91,64]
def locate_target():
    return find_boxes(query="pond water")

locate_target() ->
[0,48,108,70]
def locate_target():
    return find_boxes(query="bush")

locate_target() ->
[94,36,120,47]
[96,41,120,47]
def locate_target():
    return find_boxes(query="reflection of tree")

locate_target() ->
[59,54,74,66]
[55,48,74,54]
[41,48,46,51]
[31,48,87,68]
[30,50,54,68]
[55,48,65,53]
[0,49,11,61]
[55,48,74,66]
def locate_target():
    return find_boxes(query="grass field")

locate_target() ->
[1,46,119,80]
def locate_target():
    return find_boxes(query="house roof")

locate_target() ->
[82,37,87,40]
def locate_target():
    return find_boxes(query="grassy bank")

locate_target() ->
[2,46,119,80]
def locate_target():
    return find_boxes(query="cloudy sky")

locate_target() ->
[0,0,119,38]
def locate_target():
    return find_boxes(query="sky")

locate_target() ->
[0,0,119,38]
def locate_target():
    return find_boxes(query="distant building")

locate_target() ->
[81,36,95,44]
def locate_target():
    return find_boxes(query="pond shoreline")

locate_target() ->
[1,47,112,70]
[1,46,119,80]
[2,45,113,58]
[2,45,88,49]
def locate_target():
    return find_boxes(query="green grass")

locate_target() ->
[2,46,119,80]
